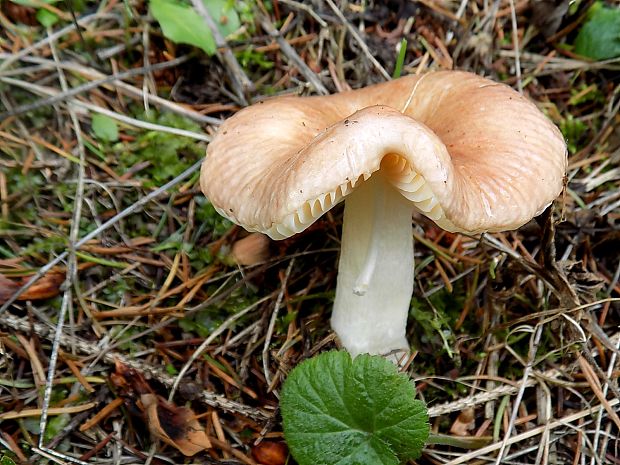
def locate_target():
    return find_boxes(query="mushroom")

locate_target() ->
[200,71,567,358]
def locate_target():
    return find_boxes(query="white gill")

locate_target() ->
[259,156,450,239]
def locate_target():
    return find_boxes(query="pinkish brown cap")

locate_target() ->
[201,71,566,239]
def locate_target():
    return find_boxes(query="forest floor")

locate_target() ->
[0,0,619,464]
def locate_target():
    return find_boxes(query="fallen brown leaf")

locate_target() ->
[0,272,64,304]
[449,408,475,436]
[110,359,152,396]
[140,393,211,456]
[232,233,271,266]
[0,274,20,303]
[19,272,65,300]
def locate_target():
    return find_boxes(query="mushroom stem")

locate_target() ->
[331,174,414,359]
[352,179,384,297]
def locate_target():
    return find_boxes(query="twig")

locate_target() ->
[0,312,269,421]
[324,0,391,81]
[190,0,253,104]
[426,330,620,417]
[167,298,264,402]
[262,259,294,391]
[38,30,87,457]
[0,54,221,125]
[0,92,49,176]
[445,0,469,44]
[280,0,328,27]
[0,159,203,313]
[591,317,620,463]
[0,77,211,142]
[508,0,523,93]
[494,324,544,464]
[499,51,620,74]
[259,16,329,95]
[0,12,116,71]
[2,56,185,119]
[442,398,620,465]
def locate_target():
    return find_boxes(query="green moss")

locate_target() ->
[194,196,233,239]
[113,110,206,187]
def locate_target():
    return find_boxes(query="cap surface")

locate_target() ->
[200,71,567,239]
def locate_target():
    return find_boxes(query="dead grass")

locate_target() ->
[0,0,619,464]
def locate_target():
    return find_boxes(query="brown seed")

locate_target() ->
[231,233,270,266]
[251,441,288,465]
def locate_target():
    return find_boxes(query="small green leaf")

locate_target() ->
[44,413,71,443]
[36,8,58,27]
[281,351,429,465]
[91,114,119,142]
[392,38,407,79]
[205,0,240,38]
[150,0,216,55]
[574,2,620,60]
[1,456,17,465]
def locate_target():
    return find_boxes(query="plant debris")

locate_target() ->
[0,0,619,464]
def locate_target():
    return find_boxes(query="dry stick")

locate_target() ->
[262,260,295,391]
[0,403,97,421]
[1,56,191,119]
[0,312,269,421]
[443,398,620,465]
[0,92,48,171]
[591,330,620,464]
[38,31,88,458]
[324,0,391,81]
[577,355,620,430]
[167,294,273,402]
[0,54,221,125]
[498,50,620,74]
[259,16,329,95]
[426,330,620,417]
[0,159,203,314]
[190,0,253,105]
[507,0,523,93]
[444,0,469,45]
[494,324,544,464]
[0,12,116,71]
[0,77,212,142]
[279,0,328,28]
[5,303,618,425]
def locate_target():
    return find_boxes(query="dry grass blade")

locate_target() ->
[259,15,329,95]
[1,312,269,420]
[0,159,202,313]
[577,355,620,431]
[189,0,253,104]
[443,398,620,465]
[324,0,391,81]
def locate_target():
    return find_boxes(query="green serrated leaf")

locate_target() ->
[281,351,429,465]
[574,2,620,60]
[91,114,119,142]
[150,0,216,55]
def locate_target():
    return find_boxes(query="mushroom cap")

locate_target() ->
[200,71,567,239]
